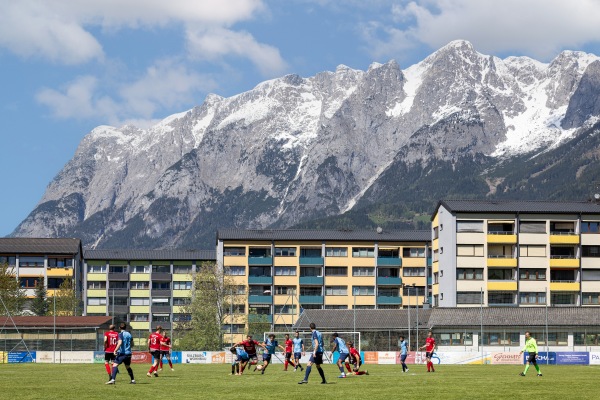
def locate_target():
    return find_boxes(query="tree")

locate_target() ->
[0,263,27,316]
[247,308,271,339]
[50,278,81,316]
[31,278,48,316]
[176,261,237,350]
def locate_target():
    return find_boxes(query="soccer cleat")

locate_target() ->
[298,380,308,384]
[405,369,409,373]
[105,379,115,385]
[338,374,346,378]
[519,372,526,376]
[153,372,159,377]
[293,368,297,372]
[321,381,327,384]
[171,368,174,372]
[537,374,543,377]
[158,368,162,372]
[130,380,136,384]
[147,372,152,377]
[365,370,369,375]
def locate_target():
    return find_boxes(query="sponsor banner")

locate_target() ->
[363,352,378,364]
[378,351,397,365]
[556,352,589,365]
[590,352,600,365]
[93,351,105,364]
[60,351,93,363]
[131,351,153,364]
[0,352,5,363]
[396,351,416,365]
[416,352,490,365]
[8,351,36,363]
[491,352,522,365]
[524,352,556,365]
[211,352,227,364]
[36,351,57,364]
[182,351,209,364]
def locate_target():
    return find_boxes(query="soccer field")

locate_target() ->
[1,363,599,400]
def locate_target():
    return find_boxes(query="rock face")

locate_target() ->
[11,41,600,249]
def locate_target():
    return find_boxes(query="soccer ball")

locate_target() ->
[256,365,263,371]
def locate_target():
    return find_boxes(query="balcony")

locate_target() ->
[487,256,517,267]
[107,288,129,296]
[248,256,273,265]
[152,272,172,281]
[377,257,402,266]
[487,234,517,244]
[487,282,518,291]
[108,272,129,281]
[549,282,580,291]
[377,277,402,285]
[549,257,579,268]
[299,256,324,266]
[109,305,129,314]
[151,321,171,330]
[248,295,272,304]
[376,296,402,305]
[152,305,172,313]
[151,289,172,297]
[299,276,323,285]
[248,276,273,285]
[549,233,579,245]
[299,295,324,304]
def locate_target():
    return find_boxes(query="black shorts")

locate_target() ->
[309,352,323,365]
[248,354,258,364]
[285,352,293,360]
[160,350,170,358]
[426,352,434,359]
[263,353,272,362]
[105,352,116,362]
[150,350,161,360]
[528,353,537,363]
[114,354,132,366]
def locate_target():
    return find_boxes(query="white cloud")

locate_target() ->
[187,27,288,76]
[363,0,600,61]
[36,61,216,126]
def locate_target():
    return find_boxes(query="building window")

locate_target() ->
[224,247,245,256]
[173,281,192,290]
[152,297,170,306]
[519,292,546,305]
[581,222,600,234]
[48,258,73,267]
[274,266,296,276]
[487,222,515,234]
[151,265,169,273]
[19,277,40,288]
[456,292,483,304]
[173,265,193,274]
[352,248,375,258]
[550,221,576,234]
[249,266,271,277]
[433,295,439,307]
[274,304,297,314]
[433,226,439,239]
[574,332,600,345]
[352,267,374,277]
[530,332,568,346]
[402,286,425,296]
[224,266,245,276]
[457,245,484,257]
[550,246,576,259]
[378,288,399,297]
[352,286,375,296]
[173,314,191,322]
[301,304,323,310]
[249,285,271,296]
[582,246,600,258]
[326,247,347,257]
[402,248,425,258]
[433,272,439,284]
[300,248,321,257]
[488,292,516,305]
[131,265,150,273]
[379,248,399,258]
[456,268,484,280]
[519,221,546,234]
[19,256,45,267]
[403,267,425,277]
[582,292,600,304]
[488,268,515,280]
[87,281,106,289]
[483,332,520,346]
[109,265,127,273]
[229,304,246,314]
[551,292,577,306]
[325,286,347,296]
[108,281,128,289]
[488,245,515,258]
[300,267,321,277]
[275,247,296,257]
[173,297,191,306]
[582,270,600,281]
[519,245,546,257]
[274,286,296,295]
[249,247,271,257]
[130,298,150,306]
[550,269,575,282]
[324,305,348,310]
[378,268,400,277]
[325,267,347,276]
[151,282,171,290]
[109,297,128,306]
[353,305,375,310]
[152,314,170,322]
[456,220,483,232]
[88,265,106,273]
[439,332,473,346]
[0,256,16,266]
[131,282,149,289]
[47,278,65,289]
[131,314,149,322]
[519,269,546,281]
[87,297,107,306]
[300,287,322,296]
[378,304,400,309]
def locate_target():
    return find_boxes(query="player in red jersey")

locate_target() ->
[419,331,437,372]
[236,334,266,374]
[345,341,368,375]
[103,324,120,379]
[282,333,297,371]
[147,326,164,377]
[158,332,174,372]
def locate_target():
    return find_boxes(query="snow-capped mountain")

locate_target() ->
[12,40,600,248]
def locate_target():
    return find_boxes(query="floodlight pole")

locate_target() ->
[407,286,411,351]
[53,294,56,363]
[414,283,419,351]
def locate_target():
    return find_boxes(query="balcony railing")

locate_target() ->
[248,295,273,304]
[377,276,402,285]
[376,296,402,305]
[299,256,324,266]
[487,255,515,259]
[108,272,129,281]
[550,255,577,259]
[248,276,273,284]
[298,295,324,304]
[248,256,273,265]
[299,276,324,285]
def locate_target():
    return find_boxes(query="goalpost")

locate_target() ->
[263,331,361,364]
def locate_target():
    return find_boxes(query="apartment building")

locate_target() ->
[431,200,600,308]
[83,249,215,337]
[0,238,83,311]
[217,228,431,341]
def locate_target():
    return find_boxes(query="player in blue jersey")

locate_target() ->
[230,345,249,375]
[399,335,409,373]
[298,323,326,385]
[331,333,350,378]
[292,331,305,372]
[255,334,278,374]
[106,322,136,385]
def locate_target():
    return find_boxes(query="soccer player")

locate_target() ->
[281,333,297,371]
[399,335,409,373]
[346,341,368,375]
[255,333,278,374]
[331,332,350,378]
[106,322,136,385]
[158,332,174,372]
[419,330,436,372]
[292,331,305,372]
[519,331,542,377]
[236,334,265,374]
[103,324,119,379]
[229,345,249,375]
[298,322,327,385]
[147,326,164,377]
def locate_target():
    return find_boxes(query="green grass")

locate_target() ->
[1,363,599,399]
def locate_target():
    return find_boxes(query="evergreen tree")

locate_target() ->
[50,278,81,316]
[31,278,48,316]
[0,263,27,316]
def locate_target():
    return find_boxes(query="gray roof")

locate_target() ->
[428,307,600,327]
[84,249,216,261]
[435,199,600,217]
[293,309,432,331]
[217,229,431,242]
[0,238,82,254]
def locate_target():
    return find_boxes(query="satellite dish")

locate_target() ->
[376,226,383,234]
[594,193,600,200]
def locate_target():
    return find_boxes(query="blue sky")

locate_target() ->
[2,0,600,237]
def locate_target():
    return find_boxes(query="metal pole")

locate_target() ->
[545,288,549,365]
[230,288,233,346]
[53,295,56,363]
[111,288,115,325]
[407,287,411,351]
[416,285,419,352]
[480,287,484,364]
[353,294,356,343]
